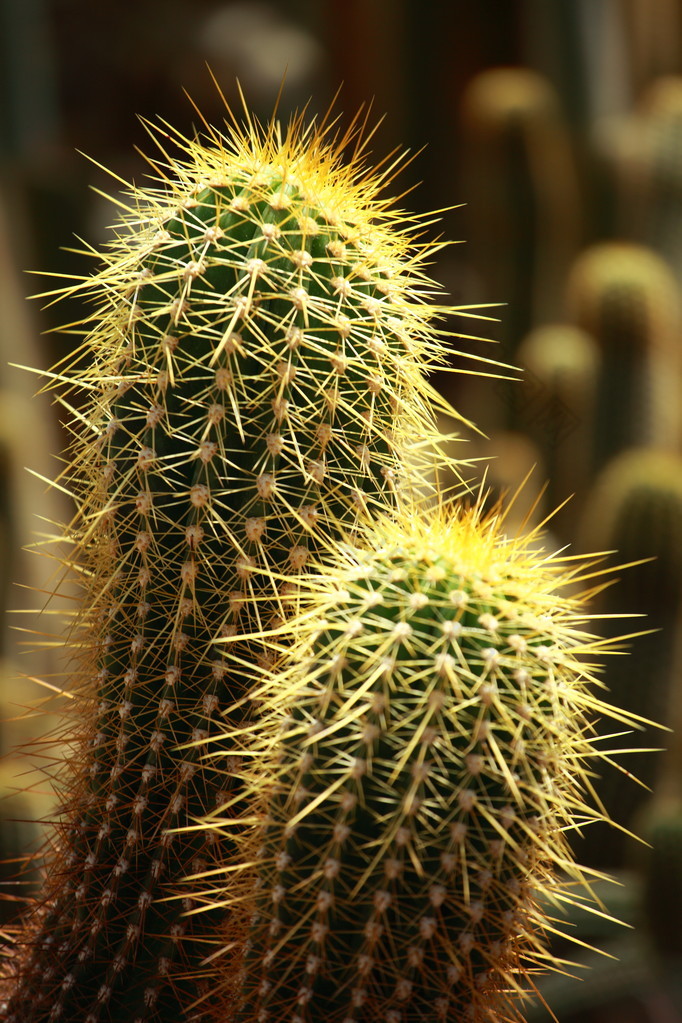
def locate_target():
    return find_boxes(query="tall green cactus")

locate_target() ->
[210,505,643,1023]
[459,68,582,366]
[617,77,682,277]
[0,97,475,1023]
[565,242,681,472]
[516,323,600,537]
[576,446,682,871]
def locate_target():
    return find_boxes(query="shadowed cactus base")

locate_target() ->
[209,507,644,1023]
[0,93,476,1023]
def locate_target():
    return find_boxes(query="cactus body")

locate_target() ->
[576,446,682,869]
[459,68,581,367]
[218,507,638,1023]
[641,800,682,961]
[1,102,471,1023]
[617,77,682,276]
[516,323,600,536]
[566,242,681,471]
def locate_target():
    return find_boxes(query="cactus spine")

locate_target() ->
[214,505,641,1023]
[1,97,473,1023]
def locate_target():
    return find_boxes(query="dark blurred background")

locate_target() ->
[3,2,682,1020]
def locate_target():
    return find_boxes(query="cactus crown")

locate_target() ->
[204,502,648,1023]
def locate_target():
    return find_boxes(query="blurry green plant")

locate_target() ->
[576,445,682,871]
[516,323,600,534]
[460,67,582,367]
[617,77,682,276]
[566,242,681,472]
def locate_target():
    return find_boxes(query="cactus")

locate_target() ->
[634,797,682,1017]
[575,446,682,870]
[211,503,644,1023]
[616,77,682,277]
[0,94,479,1023]
[565,242,681,472]
[522,0,592,132]
[459,68,582,367]
[516,323,600,536]
[620,9,682,98]
[640,799,682,961]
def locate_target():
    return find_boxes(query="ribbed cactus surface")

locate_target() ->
[217,507,637,1023]
[1,102,469,1023]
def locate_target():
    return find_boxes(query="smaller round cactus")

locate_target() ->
[207,503,647,1023]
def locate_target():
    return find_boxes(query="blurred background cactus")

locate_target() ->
[575,447,682,872]
[565,242,681,471]
[3,1,682,1021]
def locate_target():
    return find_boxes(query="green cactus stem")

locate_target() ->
[565,242,681,472]
[576,446,682,871]
[208,504,646,1023]
[516,323,600,536]
[0,92,480,1023]
[640,799,682,962]
[617,77,682,277]
[459,67,582,366]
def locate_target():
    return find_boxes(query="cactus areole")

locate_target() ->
[1,92,470,1023]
